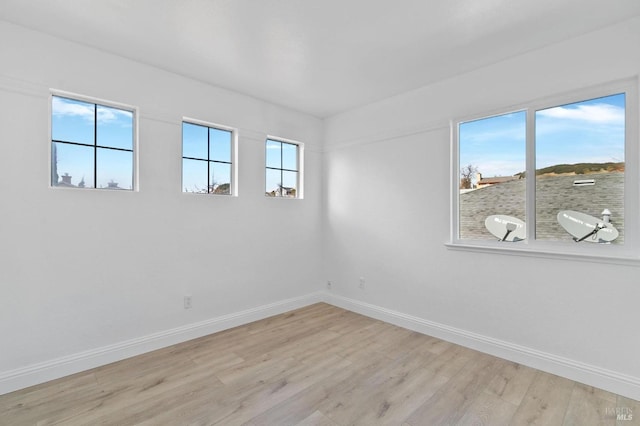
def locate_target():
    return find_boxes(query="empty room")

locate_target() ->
[1,1,640,424]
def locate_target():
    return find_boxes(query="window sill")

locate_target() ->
[50,185,136,192]
[445,241,640,266]
[264,196,303,200]
[182,192,237,197]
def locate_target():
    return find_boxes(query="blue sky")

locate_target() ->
[459,93,625,178]
[52,96,133,189]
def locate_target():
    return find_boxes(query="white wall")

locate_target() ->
[323,17,640,399]
[3,15,640,400]
[0,21,323,392]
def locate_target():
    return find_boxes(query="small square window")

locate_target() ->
[51,95,135,190]
[265,138,301,198]
[182,121,235,195]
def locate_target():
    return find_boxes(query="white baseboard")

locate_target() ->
[4,291,638,401]
[322,292,640,401]
[0,292,323,396]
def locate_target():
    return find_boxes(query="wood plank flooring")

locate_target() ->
[1,303,638,425]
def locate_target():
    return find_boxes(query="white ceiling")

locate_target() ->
[2,0,640,118]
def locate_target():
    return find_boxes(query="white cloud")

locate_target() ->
[537,103,624,125]
[52,96,93,120]
[52,97,132,125]
[97,105,132,125]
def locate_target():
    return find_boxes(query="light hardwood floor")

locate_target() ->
[1,303,638,425]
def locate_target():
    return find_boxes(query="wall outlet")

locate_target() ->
[359,277,365,289]
[184,295,192,309]
[327,281,332,290]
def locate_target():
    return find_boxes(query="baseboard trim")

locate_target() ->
[0,292,323,396]
[322,292,640,401]
[4,292,638,400]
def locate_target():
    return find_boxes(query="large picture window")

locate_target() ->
[452,81,637,260]
[51,94,135,190]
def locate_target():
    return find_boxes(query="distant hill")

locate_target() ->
[514,162,624,178]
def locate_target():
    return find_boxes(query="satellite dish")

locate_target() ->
[485,215,526,242]
[557,210,618,243]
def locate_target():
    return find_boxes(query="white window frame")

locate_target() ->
[448,78,639,264]
[49,90,138,191]
[265,136,304,199]
[181,117,238,197]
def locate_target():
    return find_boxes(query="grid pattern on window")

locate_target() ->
[265,139,299,198]
[51,95,134,190]
[182,122,233,195]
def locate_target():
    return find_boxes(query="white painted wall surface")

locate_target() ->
[0,21,323,391]
[323,17,640,398]
[2,15,640,400]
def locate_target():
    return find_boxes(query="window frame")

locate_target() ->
[181,118,238,196]
[265,136,304,199]
[449,79,639,263]
[49,90,138,191]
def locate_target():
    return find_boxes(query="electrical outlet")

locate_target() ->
[184,295,192,309]
[359,277,365,289]
[327,281,332,290]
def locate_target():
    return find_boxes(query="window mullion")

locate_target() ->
[525,108,536,243]
[296,144,300,196]
[207,128,211,193]
[451,122,461,242]
[93,104,98,188]
[621,83,638,252]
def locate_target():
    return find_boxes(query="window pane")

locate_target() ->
[266,140,281,169]
[52,142,94,188]
[210,128,232,163]
[535,94,625,243]
[182,158,208,193]
[96,105,133,150]
[51,96,94,145]
[96,148,133,190]
[209,162,231,195]
[266,168,281,196]
[282,170,298,198]
[182,122,208,159]
[282,142,298,171]
[458,111,526,240]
